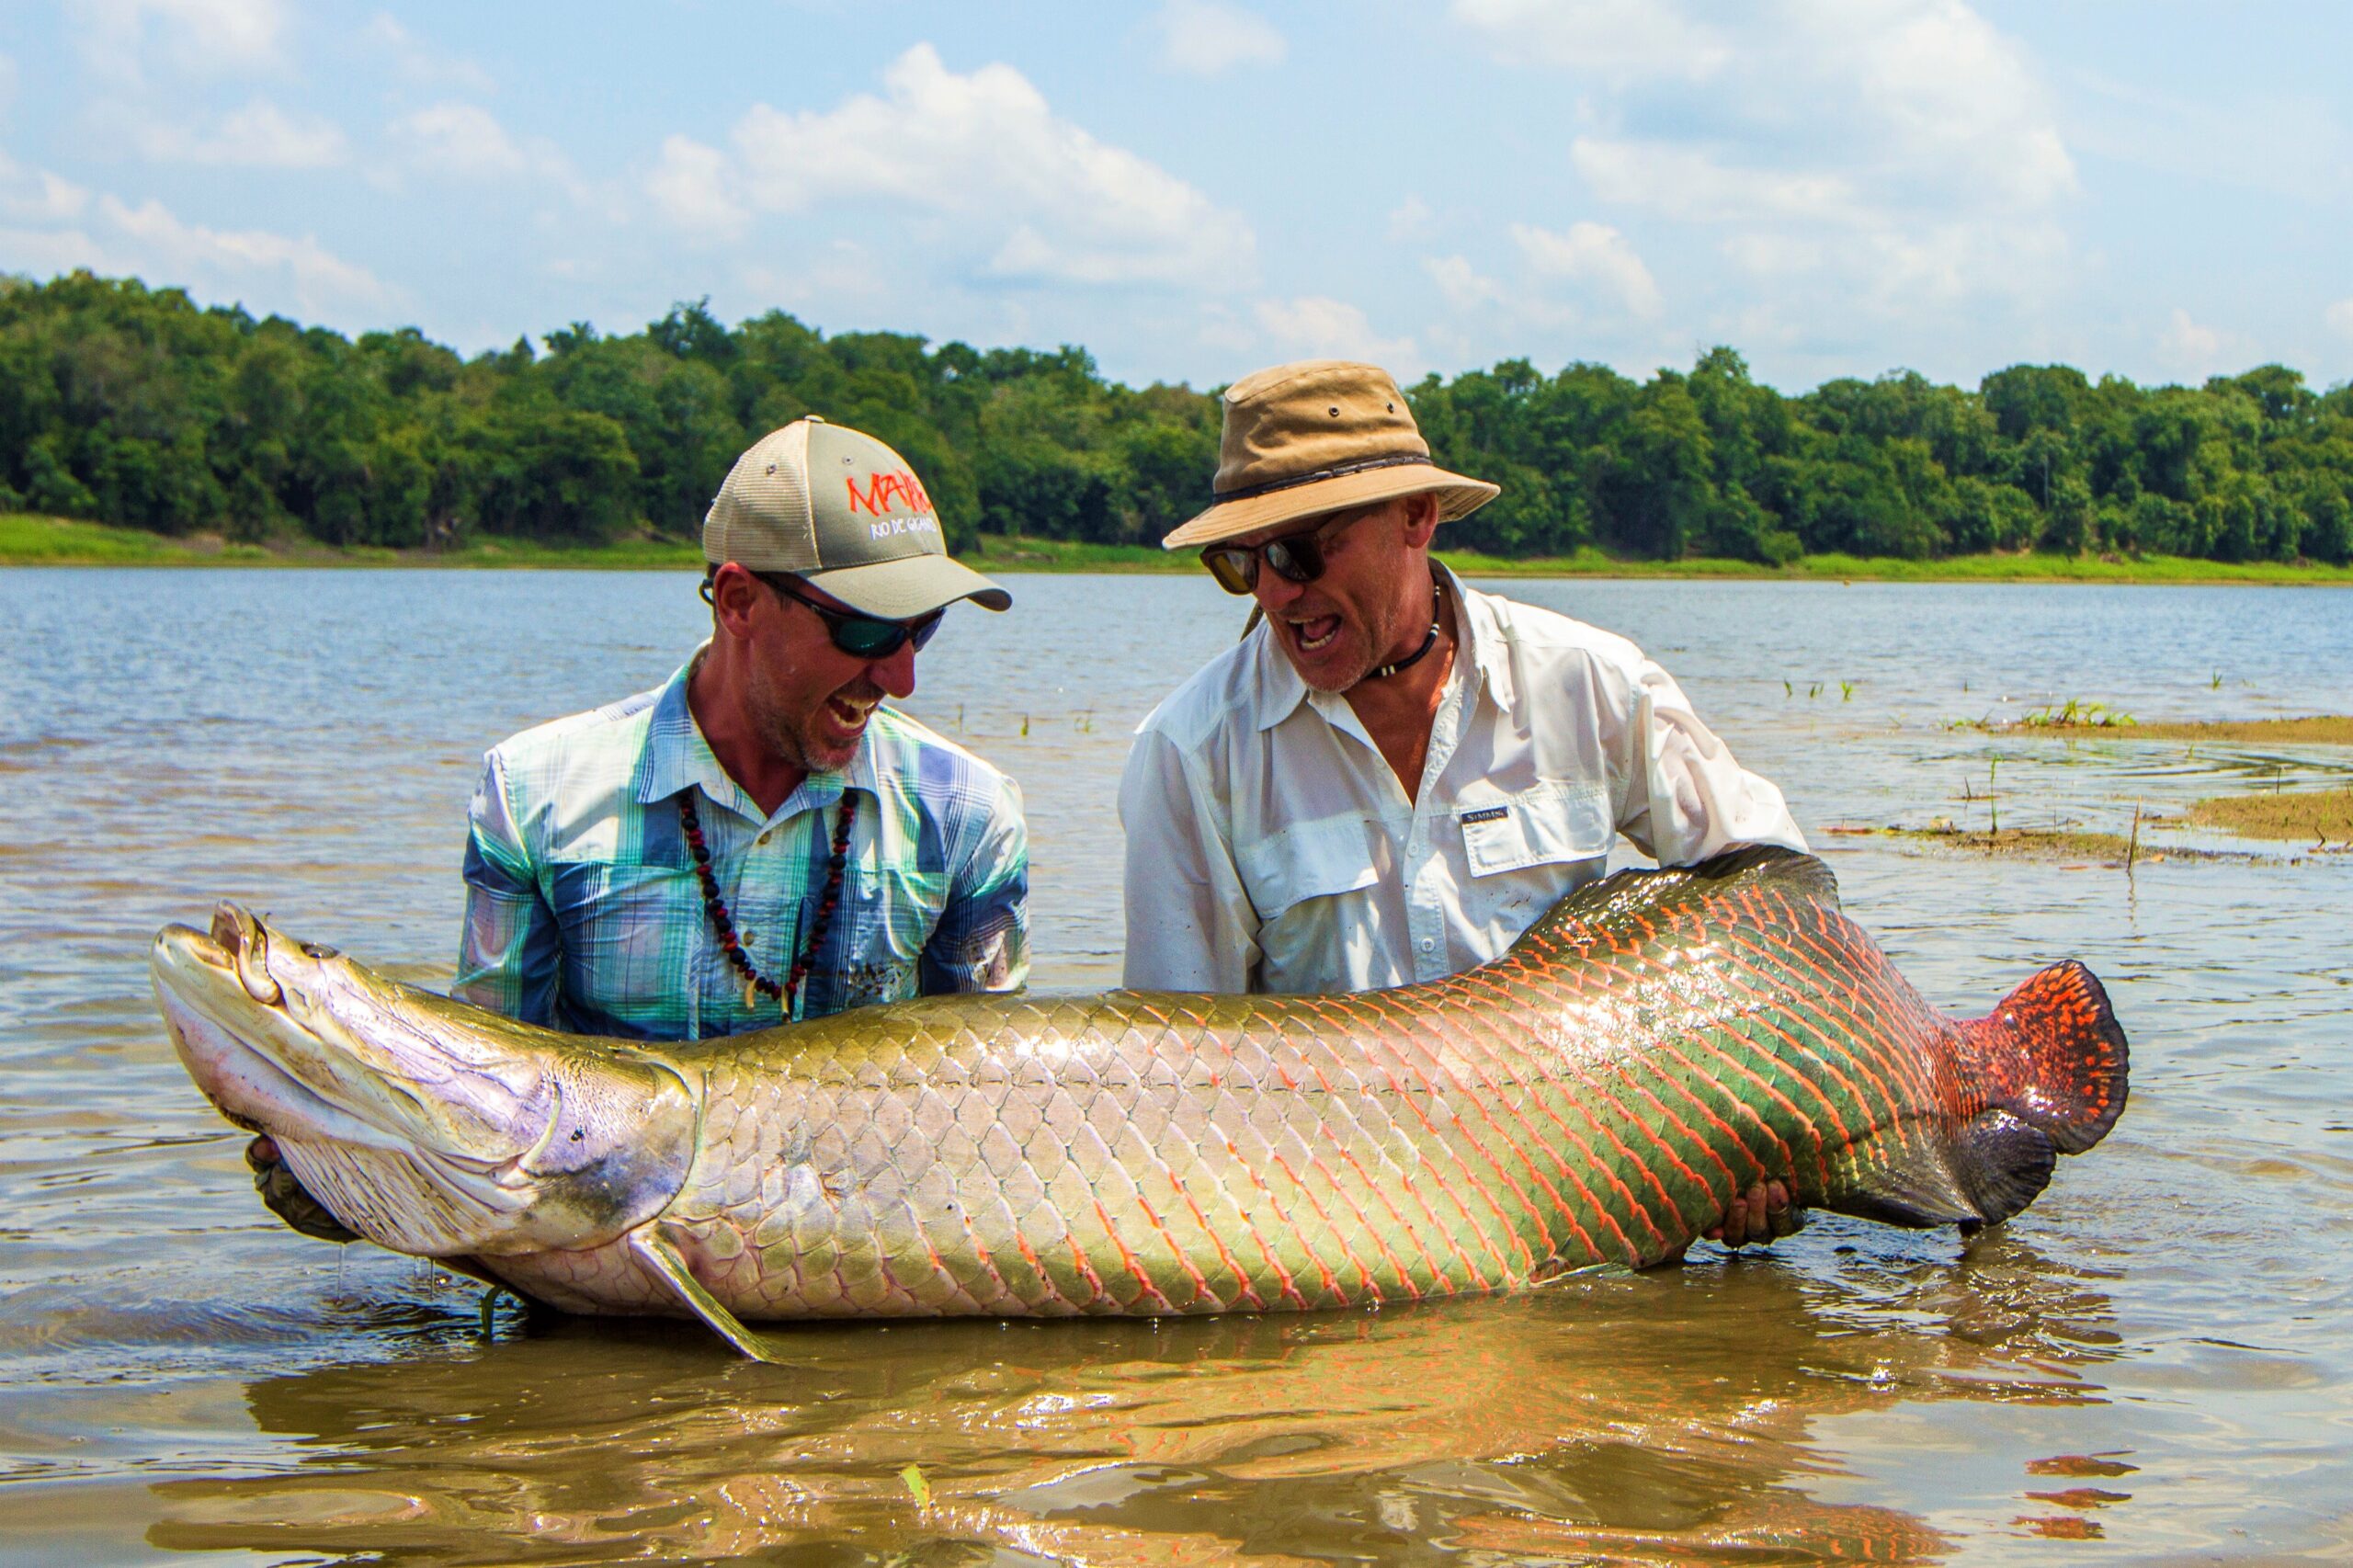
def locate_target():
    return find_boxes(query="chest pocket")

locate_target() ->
[1459,783,1613,877]
[1236,815,1384,924]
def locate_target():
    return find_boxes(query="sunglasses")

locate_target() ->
[758,574,945,659]
[1199,508,1371,596]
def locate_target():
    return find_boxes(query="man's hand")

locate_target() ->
[1705,1179,1804,1250]
[244,1134,360,1244]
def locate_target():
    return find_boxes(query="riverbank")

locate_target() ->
[6,512,2353,584]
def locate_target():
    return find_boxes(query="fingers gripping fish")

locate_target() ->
[151,849,2128,1360]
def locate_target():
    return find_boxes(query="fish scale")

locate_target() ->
[498,858,2040,1322]
[156,848,2130,1348]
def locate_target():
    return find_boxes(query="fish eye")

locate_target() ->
[301,942,341,960]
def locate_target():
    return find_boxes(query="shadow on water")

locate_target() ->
[145,1226,2118,1565]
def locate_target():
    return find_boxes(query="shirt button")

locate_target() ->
[756,831,772,846]
[1419,937,1435,952]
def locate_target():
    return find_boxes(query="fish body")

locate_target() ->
[152,849,2127,1355]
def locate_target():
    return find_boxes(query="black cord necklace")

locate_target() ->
[680,791,856,1018]
[1368,582,1445,680]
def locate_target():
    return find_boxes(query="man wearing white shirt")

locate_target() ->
[1118,358,1810,1248]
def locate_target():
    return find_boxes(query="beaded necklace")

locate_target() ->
[1367,581,1444,680]
[679,791,856,1018]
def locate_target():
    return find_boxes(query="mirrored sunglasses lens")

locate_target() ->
[1203,550,1255,595]
[833,616,909,658]
[1263,537,1321,584]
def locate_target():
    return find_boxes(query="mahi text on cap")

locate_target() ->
[846,469,933,517]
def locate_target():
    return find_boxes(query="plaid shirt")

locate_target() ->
[453,651,1028,1040]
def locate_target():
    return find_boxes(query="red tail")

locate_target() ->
[1956,960,2130,1155]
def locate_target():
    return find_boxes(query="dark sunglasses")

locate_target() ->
[1199,509,1370,596]
[757,573,945,659]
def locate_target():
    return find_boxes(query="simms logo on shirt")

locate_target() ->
[1461,806,1509,824]
[846,470,934,517]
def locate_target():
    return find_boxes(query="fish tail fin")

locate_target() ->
[1930,960,2129,1227]
[1957,960,2130,1155]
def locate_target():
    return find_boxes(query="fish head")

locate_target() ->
[152,903,699,1258]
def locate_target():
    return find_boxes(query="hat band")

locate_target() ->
[1211,452,1433,505]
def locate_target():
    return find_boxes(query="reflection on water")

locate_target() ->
[4,571,2351,1562]
[148,1231,2111,1565]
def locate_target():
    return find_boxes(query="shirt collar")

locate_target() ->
[1436,561,1515,710]
[632,644,877,824]
[1249,561,1506,730]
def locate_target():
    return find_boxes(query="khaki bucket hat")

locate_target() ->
[704,416,1010,619]
[1161,359,1499,551]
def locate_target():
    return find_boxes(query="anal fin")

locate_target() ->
[628,1227,792,1364]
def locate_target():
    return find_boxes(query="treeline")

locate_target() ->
[4,270,2350,564]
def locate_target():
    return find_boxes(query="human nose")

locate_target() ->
[870,639,918,699]
[1252,559,1306,614]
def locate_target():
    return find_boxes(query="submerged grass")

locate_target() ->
[2125,716,2353,744]
[7,512,2353,583]
[1870,824,2252,864]
[2183,785,2353,842]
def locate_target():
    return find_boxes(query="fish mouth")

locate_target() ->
[151,903,702,1258]
[152,908,421,1159]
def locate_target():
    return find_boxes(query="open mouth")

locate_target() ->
[1289,614,1343,653]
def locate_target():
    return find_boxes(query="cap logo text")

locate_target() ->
[846,469,933,517]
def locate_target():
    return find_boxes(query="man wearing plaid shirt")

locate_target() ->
[247,415,1026,1236]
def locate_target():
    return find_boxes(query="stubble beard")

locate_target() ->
[748,664,880,776]
[1287,594,1410,696]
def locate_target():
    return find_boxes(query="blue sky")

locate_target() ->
[2,1,2347,393]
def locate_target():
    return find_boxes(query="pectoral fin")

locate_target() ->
[628,1226,791,1364]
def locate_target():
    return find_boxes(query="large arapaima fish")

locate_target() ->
[151,848,2127,1360]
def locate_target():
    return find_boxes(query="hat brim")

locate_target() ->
[1159,465,1499,551]
[804,553,1012,619]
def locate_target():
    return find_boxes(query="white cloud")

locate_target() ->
[387,102,596,210]
[1388,195,1436,242]
[1459,0,2078,326]
[2157,307,2245,379]
[132,97,347,167]
[360,13,494,95]
[1154,1,1286,75]
[1511,220,1663,317]
[675,44,1256,290]
[0,153,91,223]
[1254,295,1418,373]
[68,0,291,79]
[1427,255,1509,314]
[2328,300,2353,341]
[646,134,744,242]
[0,152,387,321]
[97,193,388,312]
[392,102,530,178]
[1571,139,1869,228]
[1453,0,1729,80]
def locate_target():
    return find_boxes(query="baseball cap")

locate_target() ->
[702,417,1010,619]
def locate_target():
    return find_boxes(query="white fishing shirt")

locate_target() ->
[1118,568,1807,994]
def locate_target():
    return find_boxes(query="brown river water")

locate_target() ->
[3,569,2349,1564]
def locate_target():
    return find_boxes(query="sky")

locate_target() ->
[1,0,2347,394]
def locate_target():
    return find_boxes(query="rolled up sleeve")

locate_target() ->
[922,772,1030,994]
[1613,660,1807,866]
[1120,726,1260,993]
[451,751,563,1026]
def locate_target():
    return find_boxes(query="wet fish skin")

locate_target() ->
[153,849,2128,1346]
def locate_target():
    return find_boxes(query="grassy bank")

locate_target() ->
[6,512,2353,585]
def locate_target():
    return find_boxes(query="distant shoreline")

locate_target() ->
[6,513,2351,585]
